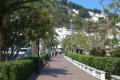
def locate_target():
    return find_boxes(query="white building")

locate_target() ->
[55,27,73,48]
[72,9,79,14]
[116,22,120,26]
[88,11,105,22]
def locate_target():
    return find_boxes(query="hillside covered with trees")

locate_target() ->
[53,0,102,28]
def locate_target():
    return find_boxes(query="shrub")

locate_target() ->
[91,57,107,70]
[66,53,94,66]
[0,62,10,80]
[90,47,105,56]
[40,53,49,60]
[0,57,37,80]
[66,53,120,79]
[0,53,50,80]
[110,46,120,57]
[40,53,50,67]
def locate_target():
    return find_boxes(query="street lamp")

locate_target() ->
[37,37,40,73]
[37,37,40,59]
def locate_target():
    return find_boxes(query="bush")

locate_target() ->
[0,57,37,80]
[66,53,120,79]
[40,53,49,60]
[40,53,50,67]
[90,47,105,56]
[0,53,50,80]
[66,53,94,66]
[110,46,120,57]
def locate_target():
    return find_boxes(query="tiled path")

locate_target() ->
[28,55,96,80]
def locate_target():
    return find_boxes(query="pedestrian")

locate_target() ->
[55,51,57,57]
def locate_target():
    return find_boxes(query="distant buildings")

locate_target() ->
[88,11,106,22]
[107,29,120,39]
[72,9,79,14]
[56,8,120,48]
[55,27,73,48]
[116,22,120,26]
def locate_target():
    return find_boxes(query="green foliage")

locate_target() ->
[67,1,84,9]
[0,62,10,80]
[66,52,94,66]
[40,53,50,67]
[0,0,54,60]
[0,57,38,80]
[91,57,107,70]
[110,46,120,57]
[107,0,120,14]
[40,53,49,60]
[67,1,91,18]
[91,9,101,14]
[54,0,91,28]
[66,53,120,79]
[52,1,70,27]
[59,0,68,5]
[90,47,106,56]
[61,36,74,50]
[0,54,49,80]
[79,9,90,18]
[106,38,118,47]
[62,31,89,51]
[46,36,59,48]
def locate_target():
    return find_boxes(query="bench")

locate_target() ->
[42,59,50,67]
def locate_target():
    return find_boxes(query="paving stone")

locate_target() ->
[28,55,96,80]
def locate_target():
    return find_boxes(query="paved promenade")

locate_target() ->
[28,55,96,80]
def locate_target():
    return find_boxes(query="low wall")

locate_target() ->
[64,56,106,80]
[111,75,120,80]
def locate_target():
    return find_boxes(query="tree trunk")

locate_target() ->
[41,39,46,53]
[0,17,4,60]
[0,32,3,59]
[103,29,107,54]
[32,40,37,56]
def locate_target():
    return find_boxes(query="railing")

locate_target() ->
[111,75,120,80]
[64,56,106,80]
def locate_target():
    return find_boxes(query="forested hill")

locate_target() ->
[53,0,102,28]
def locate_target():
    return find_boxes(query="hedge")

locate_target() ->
[40,53,49,60]
[66,53,120,79]
[0,53,49,80]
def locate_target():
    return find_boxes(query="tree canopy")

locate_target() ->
[0,0,55,60]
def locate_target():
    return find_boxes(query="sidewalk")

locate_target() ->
[28,55,96,80]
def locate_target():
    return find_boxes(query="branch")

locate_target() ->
[100,0,105,10]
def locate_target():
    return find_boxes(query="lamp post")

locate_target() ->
[37,38,40,58]
[37,37,40,73]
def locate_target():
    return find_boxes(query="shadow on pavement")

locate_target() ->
[27,67,72,80]
[40,67,72,77]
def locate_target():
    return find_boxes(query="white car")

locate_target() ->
[14,48,28,54]
[15,48,29,59]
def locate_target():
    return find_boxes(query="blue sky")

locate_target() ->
[69,0,110,11]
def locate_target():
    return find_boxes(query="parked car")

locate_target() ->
[6,48,32,60]
[15,48,31,59]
